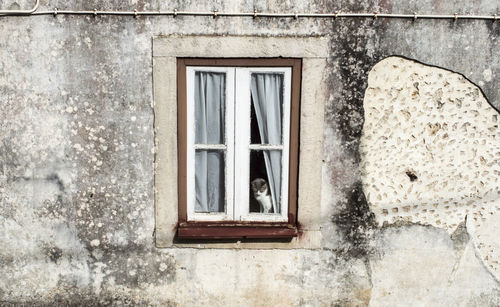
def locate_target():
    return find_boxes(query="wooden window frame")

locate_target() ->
[177,58,302,240]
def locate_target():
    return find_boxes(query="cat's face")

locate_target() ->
[251,178,268,195]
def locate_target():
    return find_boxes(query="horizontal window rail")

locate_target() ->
[193,144,227,150]
[249,144,283,150]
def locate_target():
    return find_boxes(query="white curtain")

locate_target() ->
[194,72,225,212]
[250,73,283,214]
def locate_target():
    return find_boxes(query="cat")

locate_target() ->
[251,178,273,214]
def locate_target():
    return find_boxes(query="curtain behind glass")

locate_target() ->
[195,72,225,144]
[250,73,283,214]
[194,72,225,212]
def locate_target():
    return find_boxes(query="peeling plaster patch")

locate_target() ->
[360,56,500,273]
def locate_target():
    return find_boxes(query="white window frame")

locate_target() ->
[186,66,292,222]
[186,66,235,221]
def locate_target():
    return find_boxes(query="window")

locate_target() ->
[177,58,301,239]
[153,35,327,248]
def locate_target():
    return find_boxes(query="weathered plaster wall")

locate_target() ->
[0,0,499,305]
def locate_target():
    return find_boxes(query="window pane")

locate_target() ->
[195,150,225,213]
[195,72,226,144]
[250,73,283,145]
[249,150,282,214]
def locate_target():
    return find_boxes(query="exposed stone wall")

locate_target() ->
[0,0,499,305]
[360,56,500,278]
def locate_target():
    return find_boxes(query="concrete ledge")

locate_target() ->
[153,35,329,58]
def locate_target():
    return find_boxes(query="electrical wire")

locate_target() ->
[0,2,498,21]
[0,0,38,15]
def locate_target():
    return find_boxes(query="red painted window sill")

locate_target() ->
[177,222,298,239]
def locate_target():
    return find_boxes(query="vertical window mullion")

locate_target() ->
[233,68,251,220]
[225,68,235,220]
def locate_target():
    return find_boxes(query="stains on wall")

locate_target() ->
[369,224,500,305]
[321,17,383,256]
[331,181,376,258]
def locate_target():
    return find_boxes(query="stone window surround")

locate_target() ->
[153,35,328,248]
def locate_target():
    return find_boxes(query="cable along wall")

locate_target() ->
[0,1,498,21]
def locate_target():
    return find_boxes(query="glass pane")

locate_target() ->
[195,71,226,144]
[195,150,225,213]
[249,150,282,214]
[250,73,283,144]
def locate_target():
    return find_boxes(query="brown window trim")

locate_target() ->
[177,222,297,239]
[177,58,302,240]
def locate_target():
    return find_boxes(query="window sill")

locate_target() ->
[177,222,298,239]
